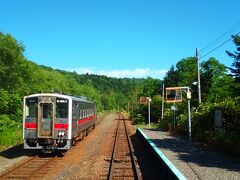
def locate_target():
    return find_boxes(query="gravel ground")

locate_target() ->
[0,113,114,179]
[50,113,119,179]
[1,113,163,180]
[0,144,38,175]
[142,129,240,180]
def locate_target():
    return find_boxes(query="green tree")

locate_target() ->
[226,35,240,96]
[0,33,32,94]
[200,58,234,101]
[176,57,197,86]
[163,65,180,87]
[164,57,198,106]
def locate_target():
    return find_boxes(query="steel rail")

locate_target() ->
[0,156,36,179]
[107,116,120,180]
[107,113,141,180]
[0,155,61,179]
[123,115,141,180]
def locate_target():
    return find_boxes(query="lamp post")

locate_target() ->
[180,87,192,143]
[147,97,151,128]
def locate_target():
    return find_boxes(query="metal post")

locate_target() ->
[187,89,192,144]
[173,109,176,132]
[161,83,164,120]
[182,86,192,144]
[147,97,151,128]
[196,48,201,104]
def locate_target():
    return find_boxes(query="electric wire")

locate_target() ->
[199,31,240,60]
[200,21,240,54]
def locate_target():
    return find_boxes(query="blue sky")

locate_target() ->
[0,0,240,79]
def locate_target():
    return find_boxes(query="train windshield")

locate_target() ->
[25,97,38,119]
[56,98,68,119]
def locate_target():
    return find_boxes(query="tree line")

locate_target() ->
[159,35,240,155]
[0,32,161,144]
[0,32,239,154]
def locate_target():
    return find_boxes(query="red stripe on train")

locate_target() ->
[77,115,96,125]
[54,123,69,129]
[25,122,37,129]
[25,116,96,129]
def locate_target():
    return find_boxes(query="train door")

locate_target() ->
[72,101,78,137]
[38,97,55,138]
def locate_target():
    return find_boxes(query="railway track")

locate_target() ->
[0,114,107,180]
[101,113,141,180]
[0,152,64,179]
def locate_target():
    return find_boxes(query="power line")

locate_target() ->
[200,21,240,54]
[199,31,240,60]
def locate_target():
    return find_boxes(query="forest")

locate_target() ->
[0,32,239,154]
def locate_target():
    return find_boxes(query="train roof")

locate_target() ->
[24,93,94,104]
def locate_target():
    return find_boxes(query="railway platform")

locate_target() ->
[137,128,240,180]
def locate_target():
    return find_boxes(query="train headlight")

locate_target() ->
[58,130,65,137]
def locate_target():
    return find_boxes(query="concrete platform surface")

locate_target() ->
[140,128,240,180]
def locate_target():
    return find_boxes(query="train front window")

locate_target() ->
[42,104,53,119]
[25,97,38,119]
[56,98,68,119]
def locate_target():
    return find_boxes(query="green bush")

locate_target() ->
[189,97,240,154]
[131,113,145,125]
[0,127,22,150]
[192,97,240,138]
[0,114,22,150]
[176,113,187,134]
[159,108,173,131]
[0,114,19,132]
[213,130,240,155]
[161,97,240,155]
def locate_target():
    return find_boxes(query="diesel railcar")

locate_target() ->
[23,93,96,152]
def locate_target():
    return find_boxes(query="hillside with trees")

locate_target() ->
[0,32,162,149]
[0,32,239,155]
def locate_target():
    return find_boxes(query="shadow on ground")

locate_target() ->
[144,128,240,172]
[0,144,38,159]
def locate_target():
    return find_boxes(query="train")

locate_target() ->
[23,93,96,153]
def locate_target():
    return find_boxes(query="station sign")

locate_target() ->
[171,105,178,111]
[165,87,182,103]
[139,96,148,105]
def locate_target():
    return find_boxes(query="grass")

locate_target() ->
[0,127,23,151]
[133,123,159,130]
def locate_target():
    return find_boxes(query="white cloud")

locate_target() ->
[68,67,167,79]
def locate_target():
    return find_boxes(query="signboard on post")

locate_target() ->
[165,87,182,103]
[139,97,148,105]
[214,109,222,128]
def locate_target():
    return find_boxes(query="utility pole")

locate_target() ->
[196,48,202,104]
